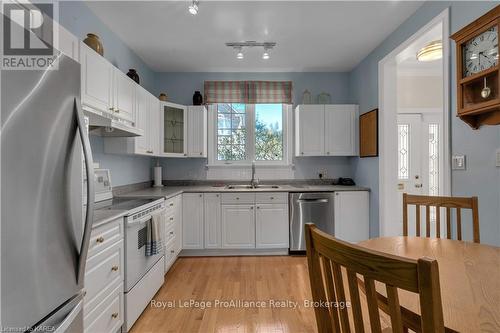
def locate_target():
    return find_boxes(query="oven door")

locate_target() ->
[125,212,164,292]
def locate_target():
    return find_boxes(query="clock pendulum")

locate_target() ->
[481,77,491,99]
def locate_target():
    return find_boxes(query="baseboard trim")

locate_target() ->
[179,248,289,257]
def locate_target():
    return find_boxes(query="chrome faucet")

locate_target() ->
[250,161,258,188]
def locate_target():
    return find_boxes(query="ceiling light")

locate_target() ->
[262,49,270,60]
[237,50,244,60]
[416,40,442,62]
[225,41,277,60]
[188,0,199,15]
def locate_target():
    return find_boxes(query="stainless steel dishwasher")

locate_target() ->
[289,192,335,252]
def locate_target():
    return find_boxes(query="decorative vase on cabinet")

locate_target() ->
[83,33,103,56]
[193,91,203,105]
[126,69,140,84]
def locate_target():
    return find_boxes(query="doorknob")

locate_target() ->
[415,184,423,188]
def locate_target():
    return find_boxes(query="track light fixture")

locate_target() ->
[226,41,276,60]
[188,0,199,15]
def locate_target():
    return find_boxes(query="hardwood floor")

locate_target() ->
[130,256,317,333]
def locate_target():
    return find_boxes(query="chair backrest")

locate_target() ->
[305,223,445,333]
[403,193,480,243]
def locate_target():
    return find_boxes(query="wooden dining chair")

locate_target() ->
[402,193,480,243]
[305,223,445,333]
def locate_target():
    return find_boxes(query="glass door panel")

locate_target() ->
[163,105,185,155]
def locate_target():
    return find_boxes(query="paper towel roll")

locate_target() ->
[153,166,163,187]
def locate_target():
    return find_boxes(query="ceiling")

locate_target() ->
[86,1,423,73]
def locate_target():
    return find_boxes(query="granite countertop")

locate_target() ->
[120,184,370,200]
[92,208,127,228]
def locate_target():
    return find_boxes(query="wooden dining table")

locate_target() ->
[358,236,500,332]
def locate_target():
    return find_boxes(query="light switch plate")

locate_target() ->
[452,154,466,170]
[496,149,500,167]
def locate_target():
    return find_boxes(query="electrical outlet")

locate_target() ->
[452,154,466,170]
[318,170,328,179]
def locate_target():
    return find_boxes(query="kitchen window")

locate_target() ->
[209,103,292,166]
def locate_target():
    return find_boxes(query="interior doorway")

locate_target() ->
[379,9,450,237]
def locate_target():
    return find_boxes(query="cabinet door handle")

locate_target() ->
[256,206,260,209]
[199,194,203,197]
[169,203,174,207]
[170,231,174,235]
[270,197,274,200]
[250,206,254,210]
[183,153,187,156]
[199,152,202,155]
[108,107,114,111]
[236,197,240,200]
[169,217,174,221]
[111,313,118,319]
[111,265,119,271]
[96,237,104,243]
[170,250,175,254]
[301,152,304,155]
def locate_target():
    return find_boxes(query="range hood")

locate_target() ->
[85,109,143,137]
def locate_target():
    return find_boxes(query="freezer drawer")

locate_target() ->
[289,193,335,251]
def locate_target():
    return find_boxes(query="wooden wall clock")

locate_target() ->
[451,5,500,129]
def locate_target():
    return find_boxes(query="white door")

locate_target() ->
[325,105,357,156]
[204,193,221,249]
[135,86,150,154]
[221,205,255,249]
[113,69,136,123]
[80,43,113,113]
[397,113,444,236]
[296,105,325,156]
[255,204,289,249]
[187,106,207,157]
[182,193,204,249]
[334,191,369,242]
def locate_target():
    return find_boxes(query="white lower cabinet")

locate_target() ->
[334,191,369,242]
[255,204,289,249]
[182,193,204,249]
[204,193,221,248]
[84,218,124,333]
[221,204,256,249]
[164,194,182,272]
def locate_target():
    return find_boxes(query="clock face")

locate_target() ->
[463,25,498,77]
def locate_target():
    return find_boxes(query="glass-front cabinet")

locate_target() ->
[161,102,187,156]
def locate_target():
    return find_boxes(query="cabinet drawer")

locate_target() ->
[165,211,178,229]
[164,222,176,248]
[88,219,122,258]
[221,193,255,204]
[165,195,181,214]
[85,239,123,306]
[255,192,288,204]
[84,281,123,333]
[164,242,177,273]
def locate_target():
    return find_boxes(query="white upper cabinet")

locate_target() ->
[113,68,136,123]
[295,105,324,156]
[134,86,151,154]
[161,102,188,157]
[204,193,221,249]
[80,42,113,114]
[187,106,207,157]
[295,104,358,157]
[255,204,289,249]
[58,25,80,62]
[325,105,358,156]
[103,86,160,156]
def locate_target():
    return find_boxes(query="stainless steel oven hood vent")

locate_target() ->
[85,109,143,137]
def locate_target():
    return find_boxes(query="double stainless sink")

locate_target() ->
[225,184,281,189]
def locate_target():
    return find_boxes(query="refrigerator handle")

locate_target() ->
[75,97,95,284]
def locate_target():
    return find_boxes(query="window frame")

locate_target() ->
[208,103,292,167]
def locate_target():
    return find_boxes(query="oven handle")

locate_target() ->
[126,209,165,227]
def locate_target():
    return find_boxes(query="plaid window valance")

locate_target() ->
[204,81,292,104]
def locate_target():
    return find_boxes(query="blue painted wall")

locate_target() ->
[349,1,500,245]
[155,72,352,106]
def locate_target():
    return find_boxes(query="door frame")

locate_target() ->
[378,9,451,237]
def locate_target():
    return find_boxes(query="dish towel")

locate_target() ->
[145,213,162,256]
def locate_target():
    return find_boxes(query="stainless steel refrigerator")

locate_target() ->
[1,51,95,331]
